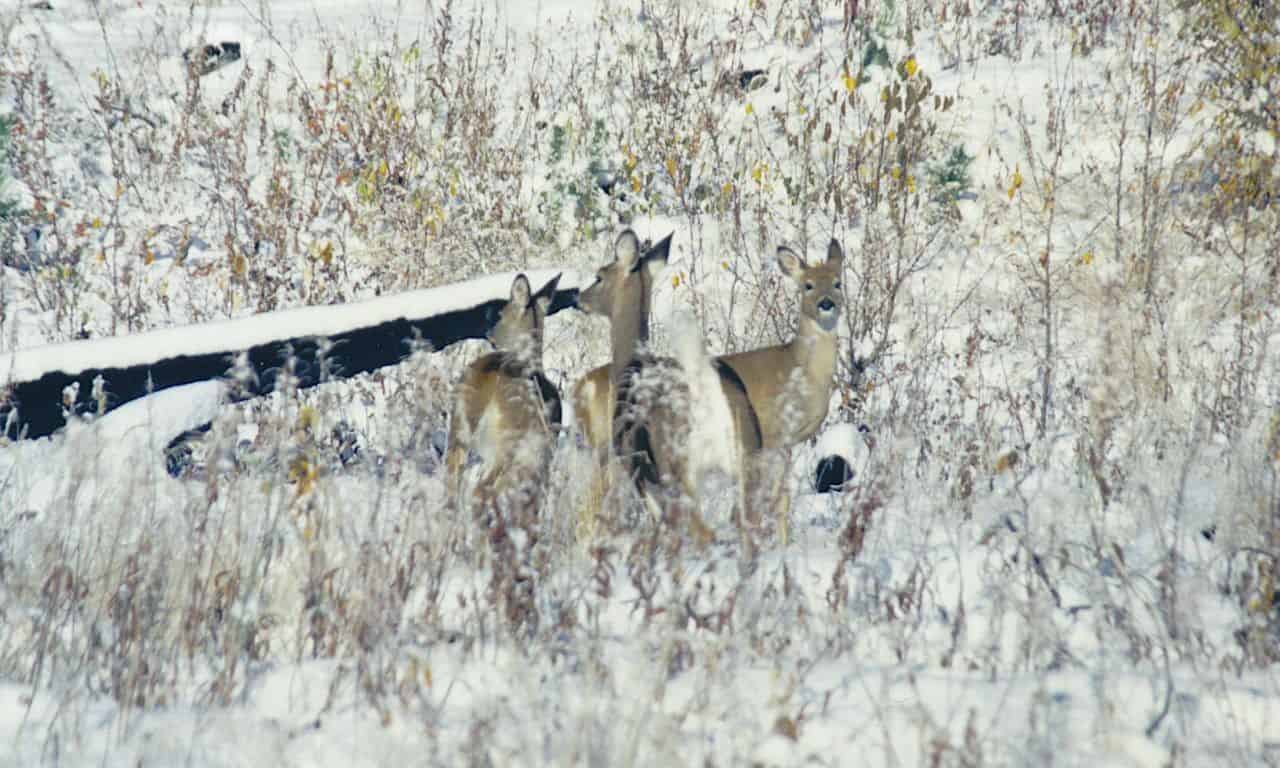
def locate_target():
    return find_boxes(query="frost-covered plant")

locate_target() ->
[536,117,628,241]
[0,116,19,222]
[927,143,974,202]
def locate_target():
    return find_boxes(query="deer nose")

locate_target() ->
[818,297,837,312]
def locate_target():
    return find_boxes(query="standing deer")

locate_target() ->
[575,239,845,542]
[718,240,844,448]
[446,273,562,516]
[717,239,845,541]
[574,230,761,543]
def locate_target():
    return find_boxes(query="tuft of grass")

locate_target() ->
[927,144,974,202]
[0,115,19,221]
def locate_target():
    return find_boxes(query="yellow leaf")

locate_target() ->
[721,260,729,270]
[298,406,318,432]
[904,57,918,78]
[1080,250,1094,266]
[91,216,103,229]
[666,156,678,179]
[745,102,754,115]
[671,273,681,288]
[289,456,318,496]
[721,181,733,197]
[842,72,856,93]
[993,450,1020,473]
[630,174,642,193]
[1007,166,1023,200]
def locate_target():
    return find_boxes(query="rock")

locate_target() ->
[718,68,767,93]
[183,41,242,78]
[814,454,852,493]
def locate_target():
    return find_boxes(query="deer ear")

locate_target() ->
[534,273,561,313]
[777,246,806,280]
[615,230,641,270]
[640,231,673,279]
[826,239,845,269]
[645,232,673,264]
[509,274,532,308]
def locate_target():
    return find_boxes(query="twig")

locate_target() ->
[1144,641,1175,738]
[103,103,158,129]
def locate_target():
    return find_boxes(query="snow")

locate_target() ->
[671,309,743,514]
[2,0,1279,765]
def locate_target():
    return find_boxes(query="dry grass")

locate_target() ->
[1,0,1278,763]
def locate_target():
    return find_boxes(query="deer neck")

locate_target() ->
[789,315,836,374]
[498,333,542,374]
[781,315,838,434]
[608,282,651,381]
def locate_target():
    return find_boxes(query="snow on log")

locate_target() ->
[1,269,582,441]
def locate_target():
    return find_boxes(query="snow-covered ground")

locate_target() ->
[2,0,1279,765]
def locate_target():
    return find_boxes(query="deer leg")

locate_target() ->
[577,444,609,543]
[777,485,793,547]
[445,441,468,512]
[752,448,792,545]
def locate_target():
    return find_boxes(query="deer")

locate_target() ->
[716,239,845,542]
[718,240,844,449]
[574,230,762,544]
[570,235,671,484]
[446,273,563,517]
[574,238,846,543]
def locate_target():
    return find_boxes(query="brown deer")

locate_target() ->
[574,230,761,542]
[446,273,562,515]
[718,240,844,449]
[716,240,845,541]
[575,239,845,542]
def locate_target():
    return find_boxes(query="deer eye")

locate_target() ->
[805,281,814,291]
[834,280,842,290]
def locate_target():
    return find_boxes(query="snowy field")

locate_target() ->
[2,0,1279,765]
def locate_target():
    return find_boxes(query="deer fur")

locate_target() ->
[575,230,761,541]
[575,239,846,540]
[447,273,562,515]
[718,240,844,449]
[717,240,845,541]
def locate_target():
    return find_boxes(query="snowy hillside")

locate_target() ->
[2,0,1279,765]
